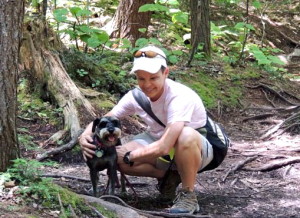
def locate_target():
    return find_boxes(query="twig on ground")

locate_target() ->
[243,157,300,172]
[222,156,258,182]
[42,174,90,182]
[68,205,78,218]
[261,89,276,107]
[283,165,293,178]
[242,113,274,122]
[58,193,67,218]
[88,205,105,218]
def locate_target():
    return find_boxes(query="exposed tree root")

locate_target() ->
[222,156,258,182]
[42,173,90,182]
[20,18,96,139]
[242,113,275,122]
[43,130,68,147]
[247,83,298,106]
[36,129,83,161]
[260,111,300,139]
[243,157,300,172]
[97,195,212,218]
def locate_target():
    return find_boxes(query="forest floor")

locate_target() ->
[1,71,300,218]
[1,1,300,217]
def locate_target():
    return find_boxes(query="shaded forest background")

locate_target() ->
[0,0,300,217]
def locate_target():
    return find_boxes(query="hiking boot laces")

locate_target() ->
[169,189,200,214]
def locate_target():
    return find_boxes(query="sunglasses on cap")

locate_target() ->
[134,50,166,60]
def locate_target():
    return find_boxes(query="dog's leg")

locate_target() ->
[107,162,118,195]
[120,172,126,193]
[90,169,99,197]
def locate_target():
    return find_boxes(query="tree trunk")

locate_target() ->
[20,18,96,138]
[0,1,25,172]
[188,0,211,65]
[110,0,154,45]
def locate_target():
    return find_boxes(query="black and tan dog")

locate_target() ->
[86,116,122,197]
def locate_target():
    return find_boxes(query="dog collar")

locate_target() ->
[94,137,104,148]
[93,137,105,158]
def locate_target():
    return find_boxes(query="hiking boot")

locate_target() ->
[157,170,181,203]
[169,189,200,214]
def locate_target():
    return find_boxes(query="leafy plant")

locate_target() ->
[76,68,89,77]
[53,7,109,51]
[18,133,38,151]
[1,158,113,216]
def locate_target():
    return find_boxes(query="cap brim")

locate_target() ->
[130,57,167,74]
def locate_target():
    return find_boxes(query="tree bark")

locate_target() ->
[0,1,25,171]
[20,18,96,138]
[188,0,211,65]
[110,0,154,45]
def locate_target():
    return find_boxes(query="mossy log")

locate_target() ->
[20,17,96,138]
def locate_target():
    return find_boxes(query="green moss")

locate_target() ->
[179,67,244,109]
[92,203,118,218]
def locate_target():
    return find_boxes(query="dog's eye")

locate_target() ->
[112,120,119,127]
[99,121,107,128]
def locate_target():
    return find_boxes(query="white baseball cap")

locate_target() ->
[130,46,167,74]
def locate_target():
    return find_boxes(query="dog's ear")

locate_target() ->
[92,118,100,133]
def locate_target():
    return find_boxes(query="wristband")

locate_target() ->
[123,151,134,166]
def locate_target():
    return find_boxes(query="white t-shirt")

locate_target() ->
[111,79,207,139]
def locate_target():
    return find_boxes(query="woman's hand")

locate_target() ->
[78,133,96,161]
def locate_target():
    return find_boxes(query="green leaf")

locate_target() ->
[78,25,93,34]
[168,55,178,64]
[77,9,92,17]
[69,7,81,16]
[87,37,101,48]
[245,24,255,31]
[159,0,179,5]
[172,12,188,24]
[234,22,245,29]
[252,1,262,9]
[63,29,77,40]
[149,38,162,46]
[94,31,109,43]
[53,8,68,22]
[79,34,91,43]
[135,38,149,47]
[267,55,285,65]
[172,50,183,56]
[119,38,132,49]
[139,4,169,13]
[138,28,147,33]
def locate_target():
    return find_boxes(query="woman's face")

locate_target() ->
[135,68,169,101]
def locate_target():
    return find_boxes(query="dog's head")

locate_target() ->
[92,116,121,147]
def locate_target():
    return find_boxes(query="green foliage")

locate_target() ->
[76,68,89,77]
[53,7,109,51]
[7,159,55,185]
[138,4,169,13]
[18,133,38,151]
[2,158,110,217]
[61,49,134,95]
[18,78,63,126]
[211,20,285,75]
